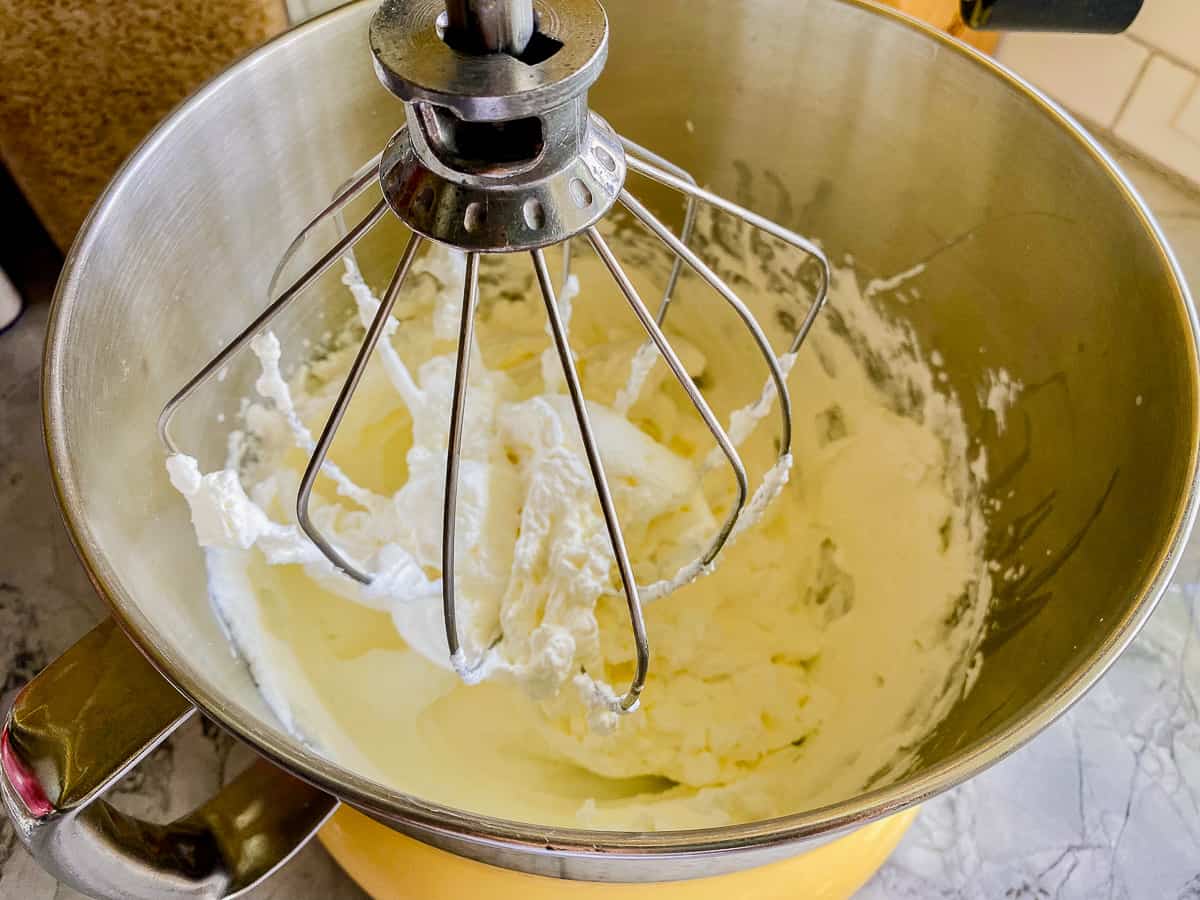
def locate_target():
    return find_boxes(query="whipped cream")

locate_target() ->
[168,225,995,831]
[169,245,789,722]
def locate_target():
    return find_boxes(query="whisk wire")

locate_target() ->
[617,137,698,325]
[158,198,389,454]
[623,154,832,354]
[267,153,383,302]
[295,231,425,585]
[561,239,573,295]
[618,188,793,457]
[532,248,649,710]
[442,252,482,667]
[586,225,748,567]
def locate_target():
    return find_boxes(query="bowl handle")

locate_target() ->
[1,618,339,898]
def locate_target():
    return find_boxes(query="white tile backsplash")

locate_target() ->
[1114,56,1200,184]
[1177,83,1200,144]
[995,32,1149,128]
[995,0,1200,188]
[1127,0,1200,69]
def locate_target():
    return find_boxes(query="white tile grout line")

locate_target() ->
[1171,79,1200,150]
[1097,127,1200,195]
[1123,33,1200,80]
[1112,50,1158,128]
[1025,42,1200,183]
[1049,98,1200,198]
[996,31,1199,83]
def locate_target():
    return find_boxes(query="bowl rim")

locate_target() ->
[42,0,1200,864]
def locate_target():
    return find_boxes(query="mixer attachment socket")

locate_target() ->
[372,0,620,251]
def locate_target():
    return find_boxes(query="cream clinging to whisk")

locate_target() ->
[158,0,830,714]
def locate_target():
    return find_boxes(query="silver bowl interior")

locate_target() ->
[43,0,1198,879]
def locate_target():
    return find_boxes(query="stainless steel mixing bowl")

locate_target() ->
[4,0,1198,896]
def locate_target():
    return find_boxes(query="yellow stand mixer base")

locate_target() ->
[319,807,918,899]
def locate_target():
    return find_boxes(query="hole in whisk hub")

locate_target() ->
[570,179,593,208]
[419,106,546,177]
[514,30,564,65]
[593,146,617,173]
[523,197,545,230]
[435,10,563,65]
[464,202,486,233]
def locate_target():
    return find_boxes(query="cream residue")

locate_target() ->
[168,223,996,832]
[865,262,926,297]
[981,368,1023,434]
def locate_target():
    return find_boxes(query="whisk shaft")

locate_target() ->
[444,0,535,55]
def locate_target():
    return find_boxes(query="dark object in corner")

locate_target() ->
[961,0,1145,32]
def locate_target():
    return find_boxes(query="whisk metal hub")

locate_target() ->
[369,0,608,120]
[378,111,624,251]
[372,0,619,251]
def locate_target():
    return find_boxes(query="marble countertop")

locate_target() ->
[2,149,1199,899]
